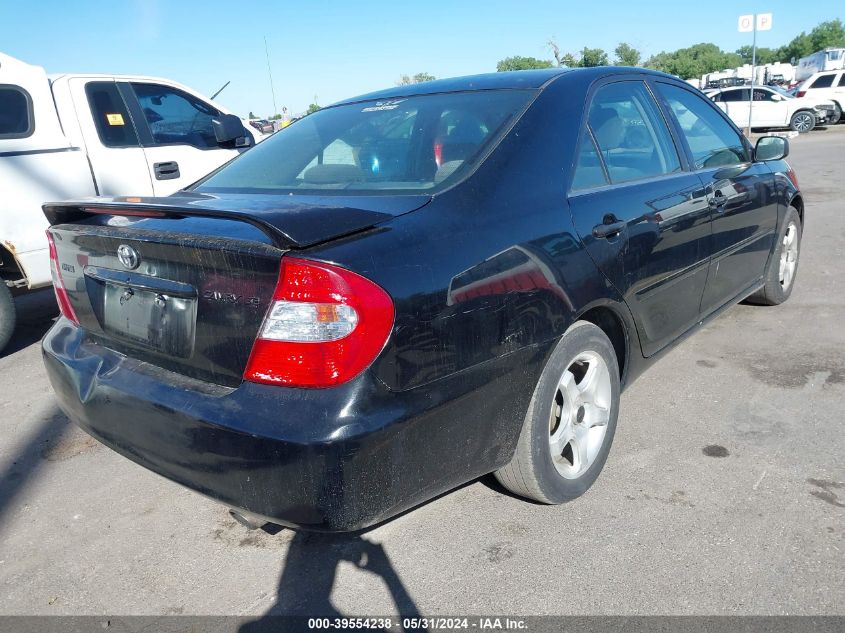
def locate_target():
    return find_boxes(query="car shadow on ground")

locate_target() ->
[239,530,428,632]
[2,288,58,357]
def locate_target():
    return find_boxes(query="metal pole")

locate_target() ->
[264,36,278,117]
[747,15,757,137]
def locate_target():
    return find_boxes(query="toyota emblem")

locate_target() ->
[117,244,140,270]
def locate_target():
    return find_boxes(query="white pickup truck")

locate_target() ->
[0,53,263,351]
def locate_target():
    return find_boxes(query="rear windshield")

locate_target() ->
[195,90,534,195]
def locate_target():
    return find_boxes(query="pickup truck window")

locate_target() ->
[0,85,33,139]
[85,82,139,148]
[131,83,220,150]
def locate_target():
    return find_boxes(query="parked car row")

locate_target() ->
[0,53,266,351]
[704,83,840,132]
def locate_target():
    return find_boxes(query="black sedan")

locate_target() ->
[42,68,803,531]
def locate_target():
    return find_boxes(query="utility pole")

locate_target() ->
[738,13,773,137]
[264,36,278,116]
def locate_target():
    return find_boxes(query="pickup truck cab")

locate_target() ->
[0,52,262,351]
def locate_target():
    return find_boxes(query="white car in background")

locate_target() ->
[705,85,837,133]
[0,52,262,352]
[793,69,845,123]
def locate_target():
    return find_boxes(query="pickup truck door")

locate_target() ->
[67,78,154,196]
[122,81,244,196]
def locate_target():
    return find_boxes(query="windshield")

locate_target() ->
[195,90,534,195]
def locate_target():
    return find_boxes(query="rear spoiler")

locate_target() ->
[43,200,297,250]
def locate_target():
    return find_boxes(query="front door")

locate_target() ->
[568,80,712,357]
[655,81,779,315]
[122,81,243,195]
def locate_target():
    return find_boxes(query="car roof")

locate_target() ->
[331,67,678,106]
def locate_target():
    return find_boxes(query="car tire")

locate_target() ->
[746,207,802,306]
[831,103,843,125]
[790,110,815,133]
[0,282,16,353]
[495,321,620,504]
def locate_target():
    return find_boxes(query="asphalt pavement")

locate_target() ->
[1,127,843,616]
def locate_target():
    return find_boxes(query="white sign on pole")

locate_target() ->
[756,13,773,31]
[738,14,754,32]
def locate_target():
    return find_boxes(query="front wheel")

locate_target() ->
[746,207,802,306]
[0,283,16,353]
[495,321,620,504]
[790,110,815,133]
[829,103,842,125]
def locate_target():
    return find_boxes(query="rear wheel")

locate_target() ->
[746,207,801,306]
[790,110,815,133]
[0,283,16,353]
[495,321,620,504]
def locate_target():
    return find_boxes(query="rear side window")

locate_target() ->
[721,89,749,102]
[571,129,609,190]
[584,81,681,185]
[132,83,221,149]
[196,90,534,195]
[656,83,748,170]
[810,74,835,89]
[85,82,139,148]
[0,85,33,139]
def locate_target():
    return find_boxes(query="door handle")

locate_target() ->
[708,193,728,211]
[154,161,180,181]
[592,220,626,239]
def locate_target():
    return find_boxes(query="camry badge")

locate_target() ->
[117,244,140,270]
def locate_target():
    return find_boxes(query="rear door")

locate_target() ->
[124,81,243,195]
[68,78,154,196]
[568,79,712,357]
[654,81,778,315]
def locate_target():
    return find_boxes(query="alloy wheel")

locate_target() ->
[548,351,612,479]
[779,221,799,289]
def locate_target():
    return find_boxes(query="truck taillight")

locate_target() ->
[796,91,806,98]
[46,230,79,325]
[244,257,394,388]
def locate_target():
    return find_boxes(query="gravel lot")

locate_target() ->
[1,128,843,617]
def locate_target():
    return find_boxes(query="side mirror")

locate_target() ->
[212,113,250,146]
[771,94,784,102]
[755,136,789,162]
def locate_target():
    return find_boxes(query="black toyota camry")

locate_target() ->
[42,67,803,531]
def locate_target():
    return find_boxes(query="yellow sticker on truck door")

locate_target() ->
[106,113,125,126]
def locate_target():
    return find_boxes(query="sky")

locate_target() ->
[2,1,841,117]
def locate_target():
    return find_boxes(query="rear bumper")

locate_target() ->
[42,320,541,531]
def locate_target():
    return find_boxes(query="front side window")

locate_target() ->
[0,85,33,139]
[656,82,748,170]
[838,73,845,87]
[85,82,139,148]
[810,74,835,89]
[132,83,221,149]
[585,81,681,185]
[196,90,533,195]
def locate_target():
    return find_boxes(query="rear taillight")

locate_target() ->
[46,230,79,325]
[796,91,806,98]
[244,257,394,388]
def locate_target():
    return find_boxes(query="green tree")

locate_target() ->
[778,19,845,62]
[645,43,741,79]
[397,72,436,85]
[579,47,609,67]
[736,46,779,65]
[496,55,554,71]
[306,103,320,115]
[614,42,641,66]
